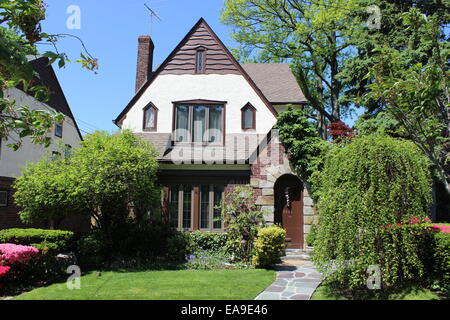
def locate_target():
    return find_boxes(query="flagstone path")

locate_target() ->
[254,260,323,300]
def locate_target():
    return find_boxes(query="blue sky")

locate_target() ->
[38,0,236,135]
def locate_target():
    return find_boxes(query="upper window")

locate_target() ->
[241,103,256,130]
[196,49,205,74]
[143,103,158,131]
[174,102,224,144]
[0,190,7,207]
[55,123,63,138]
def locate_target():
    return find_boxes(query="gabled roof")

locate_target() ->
[241,63,307,104]
[27,56,83,140]
[114,18,285,126]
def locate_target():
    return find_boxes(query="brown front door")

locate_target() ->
[274,175,304,249]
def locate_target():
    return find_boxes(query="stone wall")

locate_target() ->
[249,138,317,248]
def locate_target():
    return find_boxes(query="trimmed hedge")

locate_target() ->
[0,228,75,254]
[252,226,286,268]
[432,231,450,291]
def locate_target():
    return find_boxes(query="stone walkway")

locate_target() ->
[255,260,323,300]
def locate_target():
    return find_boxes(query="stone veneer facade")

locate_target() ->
[248,136,317,248]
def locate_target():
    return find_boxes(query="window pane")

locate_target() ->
[197,51,204,72]
[55,123,63,137]
[243,108,253,129]
[200,185,210,229]
[169,186,179,228]
[182,186,192,229]
[145,107,155,128]
[192,106,206,142]
[175,106,189,142]
[0,191,7,206]
[208,106,223,143]
[213,186,223,229]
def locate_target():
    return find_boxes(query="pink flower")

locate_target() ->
[0,266,10,279]
[0,244,39,265]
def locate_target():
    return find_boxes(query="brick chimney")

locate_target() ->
[135,35,154,92]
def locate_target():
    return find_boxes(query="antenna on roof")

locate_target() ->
[144,3,162,36]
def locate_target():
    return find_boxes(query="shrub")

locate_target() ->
[313,135,432,289]
[0,266,10,279]
[306,224,317,247]
[187,231,228,252]
[0,228,75,254]
[252,226,286,268]
[0,244,39,265]
[432,231,450,291]
[221,185,265,263]
[166,232,192,262]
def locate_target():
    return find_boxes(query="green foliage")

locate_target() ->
[432,231,450,292]
[354,111,406,138]
[252,226,286,268]
[0,228,74,253]
[166,232,192,262]
[222,0,365,122]
[187,231,228,252]
[13,130,160,230]
[221,185,265,263]
[0,0,97,149]
[313,135,432,289]
[276,108,331,196]
[306,224,318,247]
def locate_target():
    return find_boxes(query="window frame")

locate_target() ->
[54,122,63,138]
[199,184,224,232]
[168,185,195,231]
[172,100,226,146]
[142,102,158,131]
[241,103,256,131]
[0,190,8,207]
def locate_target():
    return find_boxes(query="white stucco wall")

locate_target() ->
[121,74,278,134]
[0,87,82,178]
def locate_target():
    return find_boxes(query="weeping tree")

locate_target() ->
[313,135,432,289]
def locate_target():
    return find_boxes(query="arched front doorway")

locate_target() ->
[274,174,304,249]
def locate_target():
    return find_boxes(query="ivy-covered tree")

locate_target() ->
[13,131,160,231]
[0,0,98,150]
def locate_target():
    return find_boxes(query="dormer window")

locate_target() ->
[241,103,256,130]
[196,49,206,74]
[143,103,158,131]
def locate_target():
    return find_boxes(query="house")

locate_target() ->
[114,18,317,248]
[0,56,86,231]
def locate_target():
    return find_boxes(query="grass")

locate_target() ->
[13,269,276,300]
[311,282,445,300]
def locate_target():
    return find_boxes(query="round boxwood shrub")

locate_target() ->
[313,135,432,289]
[252,226,286,268]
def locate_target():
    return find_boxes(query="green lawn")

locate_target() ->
[14,269,275,300]
[311,282,444,300]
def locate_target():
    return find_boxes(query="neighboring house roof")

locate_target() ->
[114,18,306,125]
[241,63,307,105]
[26,56,83,140]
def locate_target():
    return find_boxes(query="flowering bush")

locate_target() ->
[0,243,39,265]
[432,225,450,233]
[0,266,10,279]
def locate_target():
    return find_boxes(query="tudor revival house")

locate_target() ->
[115,18,317,248]
[0,56,84,230]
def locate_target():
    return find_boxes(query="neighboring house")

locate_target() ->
[114,18,317,248]
[0,56,85,231]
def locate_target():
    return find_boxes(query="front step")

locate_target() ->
[281,247,313,261]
